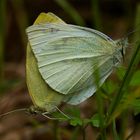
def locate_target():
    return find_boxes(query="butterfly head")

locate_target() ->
[113,38,128,65]
[116,37,128,56]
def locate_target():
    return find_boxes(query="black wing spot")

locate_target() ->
[49,28,60,33]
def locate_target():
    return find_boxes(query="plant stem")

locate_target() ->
[0,0,6,83]
[55,0,85,26]
[112,120,120,140]
[107,41,140,124]
[11,0,28,48]
[82,126,86,140]
[133,4,140,43]
[53,121,61,140]
[106,3,140,124]
[70,126,80,140]
[91,0,103,30]
[119,111,128,140]
[125,127,136,140]
[96,92,107,140]
[94,68,107,140]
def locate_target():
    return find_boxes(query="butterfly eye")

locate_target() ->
[123,45,126,55]
[28,106,41,115]
[121,47,125,61]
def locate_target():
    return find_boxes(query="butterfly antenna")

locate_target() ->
[123,24,140,39]
[0,108,28,118]
[126,28,140,37]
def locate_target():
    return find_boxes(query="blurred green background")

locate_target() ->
[0,0,140,140]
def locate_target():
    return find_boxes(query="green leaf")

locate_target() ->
[102,80,117,95]
[131,99,140,115]
[116,67,126,81]
[130,70,140,86]
[64,107,81,118]
[59,107,83,126]
[70,118,83,126]
[91,113,101,127]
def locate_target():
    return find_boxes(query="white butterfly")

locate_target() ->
[26,23,128,105]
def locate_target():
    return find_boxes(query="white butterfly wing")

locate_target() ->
[63,57,113,104]
[26,23,117,104]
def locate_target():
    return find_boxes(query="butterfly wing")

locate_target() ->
[63,56,113,104]
[26,13,66,112]
[26,23,116,104]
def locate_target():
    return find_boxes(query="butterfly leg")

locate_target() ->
[42,112,60,120]
[54,106,71,119]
